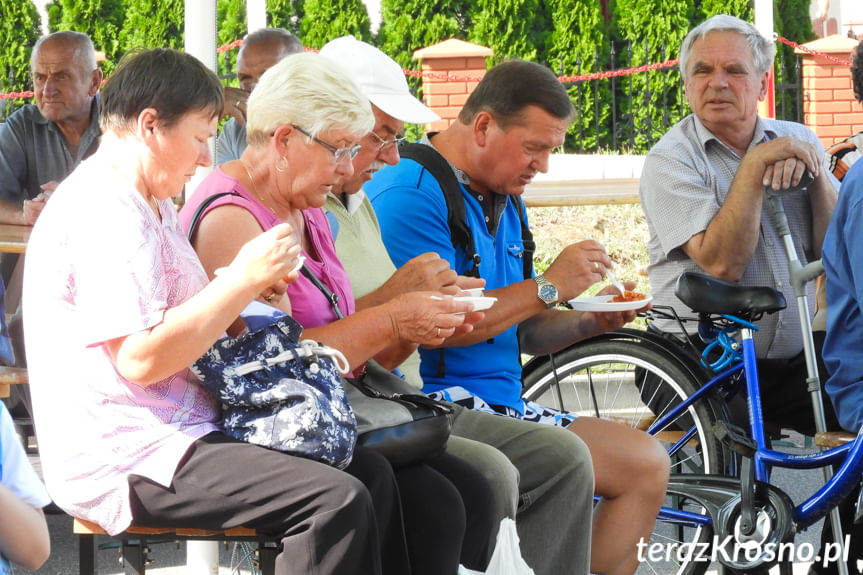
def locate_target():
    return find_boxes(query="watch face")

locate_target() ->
[539,284,558,303]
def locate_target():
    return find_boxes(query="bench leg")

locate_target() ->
[259,543,278,575]
[121,538,148,575]
[78,533,96,575]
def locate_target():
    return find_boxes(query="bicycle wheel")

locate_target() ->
[522,335,728,575]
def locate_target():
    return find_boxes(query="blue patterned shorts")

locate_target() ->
[427,386,577,428]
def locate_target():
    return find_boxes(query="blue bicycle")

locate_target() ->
[522,187,862,574]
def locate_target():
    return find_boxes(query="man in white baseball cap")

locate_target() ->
[321,35,447,317]
[320,36,594,575]
[321,35,438,198]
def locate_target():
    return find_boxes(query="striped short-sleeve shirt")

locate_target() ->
[639,114,838,359]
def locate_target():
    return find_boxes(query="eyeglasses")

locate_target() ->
[368,130,407,153]
[292,125,362,164]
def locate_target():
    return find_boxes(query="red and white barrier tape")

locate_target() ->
[0,34,851,101]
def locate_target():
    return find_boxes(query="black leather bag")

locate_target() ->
[344,359,452,467]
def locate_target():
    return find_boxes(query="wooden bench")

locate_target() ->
[608,415,693,445]
[73,517,278,575]
[0,365,28,398]
[815,430,857,448]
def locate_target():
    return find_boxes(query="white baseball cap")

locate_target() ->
[320,36,440,124]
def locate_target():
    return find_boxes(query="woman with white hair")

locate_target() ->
[182,52,493,575]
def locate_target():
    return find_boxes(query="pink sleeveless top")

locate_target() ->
[179,167,355,328]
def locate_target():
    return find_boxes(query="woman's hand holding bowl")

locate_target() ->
[227,223,302,303]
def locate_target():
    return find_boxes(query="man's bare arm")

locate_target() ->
[682,137,824,281]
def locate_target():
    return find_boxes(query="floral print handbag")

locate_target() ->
[191,314,358,469]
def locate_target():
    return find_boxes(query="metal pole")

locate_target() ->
[765,190,849,575]
[754,0,776,118]
[247,0,267,33]
[184,0,217,204]
[184,2,220,571]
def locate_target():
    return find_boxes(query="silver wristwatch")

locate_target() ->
[534,274,559,309]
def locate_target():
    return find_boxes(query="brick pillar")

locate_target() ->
[797,35,863,148]
[412,39,493,133]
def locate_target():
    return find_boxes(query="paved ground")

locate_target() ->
[19,504,818,575]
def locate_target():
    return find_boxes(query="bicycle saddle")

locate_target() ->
[675,272,787,315]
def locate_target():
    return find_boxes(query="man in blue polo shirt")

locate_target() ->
[817,38,863,575]
[367,59,669,575]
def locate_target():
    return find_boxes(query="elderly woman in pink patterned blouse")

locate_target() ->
[22,48,391,575]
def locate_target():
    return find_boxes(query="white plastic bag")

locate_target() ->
[458,518,535,575]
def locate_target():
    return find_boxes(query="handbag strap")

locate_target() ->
[301,265,345,319]
[186,191,243,242]
[347,359,453,414]
[232,339,350,376]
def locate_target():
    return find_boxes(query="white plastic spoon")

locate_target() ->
[605,267,625,296]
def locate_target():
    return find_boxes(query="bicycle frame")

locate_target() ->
[653,187,860,571]
[648,321,863,534]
